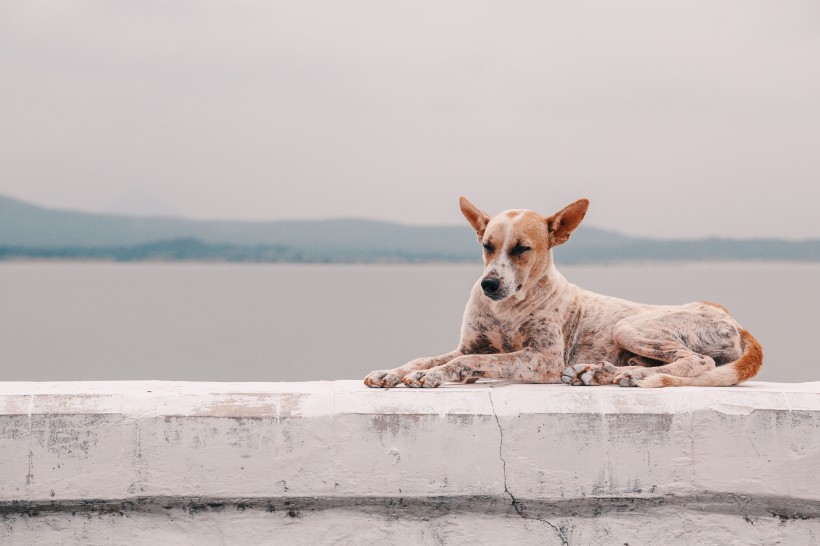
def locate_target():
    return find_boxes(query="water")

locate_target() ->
[1,262,817,383]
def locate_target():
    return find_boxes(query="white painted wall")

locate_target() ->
[1,380,818,545]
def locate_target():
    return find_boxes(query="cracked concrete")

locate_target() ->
[0,380,818,544]
[489,389,569,545]
[487,390,518,512]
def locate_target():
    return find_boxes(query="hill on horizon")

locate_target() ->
[1,194,819,263]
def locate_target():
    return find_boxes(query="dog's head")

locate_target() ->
[459,196,589,302]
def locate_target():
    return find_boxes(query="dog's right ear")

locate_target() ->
[459,196,490,238]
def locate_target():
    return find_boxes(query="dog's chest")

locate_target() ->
[461,314,539,354]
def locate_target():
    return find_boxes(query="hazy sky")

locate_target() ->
[1,1,819,238]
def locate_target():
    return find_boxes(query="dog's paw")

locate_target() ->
[561,362,618,386]
[364,369,403,388]
[613,368,648,387]
[402,370,443,388]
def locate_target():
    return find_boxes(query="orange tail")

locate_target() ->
[640,329,763,388]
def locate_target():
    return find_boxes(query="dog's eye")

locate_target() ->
[510,244,531,257]
[483,242,494,254]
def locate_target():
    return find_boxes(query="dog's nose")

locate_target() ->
[481,277,501,294]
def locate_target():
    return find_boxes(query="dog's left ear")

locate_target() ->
[546,199,589,246]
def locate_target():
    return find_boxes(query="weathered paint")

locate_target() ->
[0,380,818,544]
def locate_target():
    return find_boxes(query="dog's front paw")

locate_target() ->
[561,362,618,386]
[364,369,404,388]
[402,370,443,388]
[613,368,648,387]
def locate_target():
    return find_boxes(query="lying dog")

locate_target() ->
[364,197,762,389]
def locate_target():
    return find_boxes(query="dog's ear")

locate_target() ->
[546,199,589,246]
[459,196,490,238]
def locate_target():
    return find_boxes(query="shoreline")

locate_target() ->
[2,258,820,267]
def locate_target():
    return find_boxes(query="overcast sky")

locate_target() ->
[1,1,819,238]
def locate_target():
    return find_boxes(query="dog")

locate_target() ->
[364,197,763,389]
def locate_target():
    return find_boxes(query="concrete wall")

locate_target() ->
[0,380,818,545]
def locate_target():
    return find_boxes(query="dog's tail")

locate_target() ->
[639,329,763,388]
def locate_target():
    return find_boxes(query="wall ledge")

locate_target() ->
[1,380,818,544]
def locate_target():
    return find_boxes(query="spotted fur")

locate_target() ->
[363,197,763,389]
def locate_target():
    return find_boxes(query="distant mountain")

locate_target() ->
[0,194,478,257]
[1,194,819,263]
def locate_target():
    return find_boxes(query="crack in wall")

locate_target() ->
[488,390,569,546]
[487,390,519,514]
[689,399,696,498]
[25,394,34,486]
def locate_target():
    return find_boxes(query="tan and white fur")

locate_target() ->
[364,197,762,389]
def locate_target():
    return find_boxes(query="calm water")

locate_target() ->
[1,262,818,383]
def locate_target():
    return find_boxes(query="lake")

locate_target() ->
[1,262,817,383]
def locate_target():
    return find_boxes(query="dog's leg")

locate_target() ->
[364,350,463,388]
[613,353,716,387]
[561,362,641,386]
[610,327,716,387]
[402,348,564,388]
